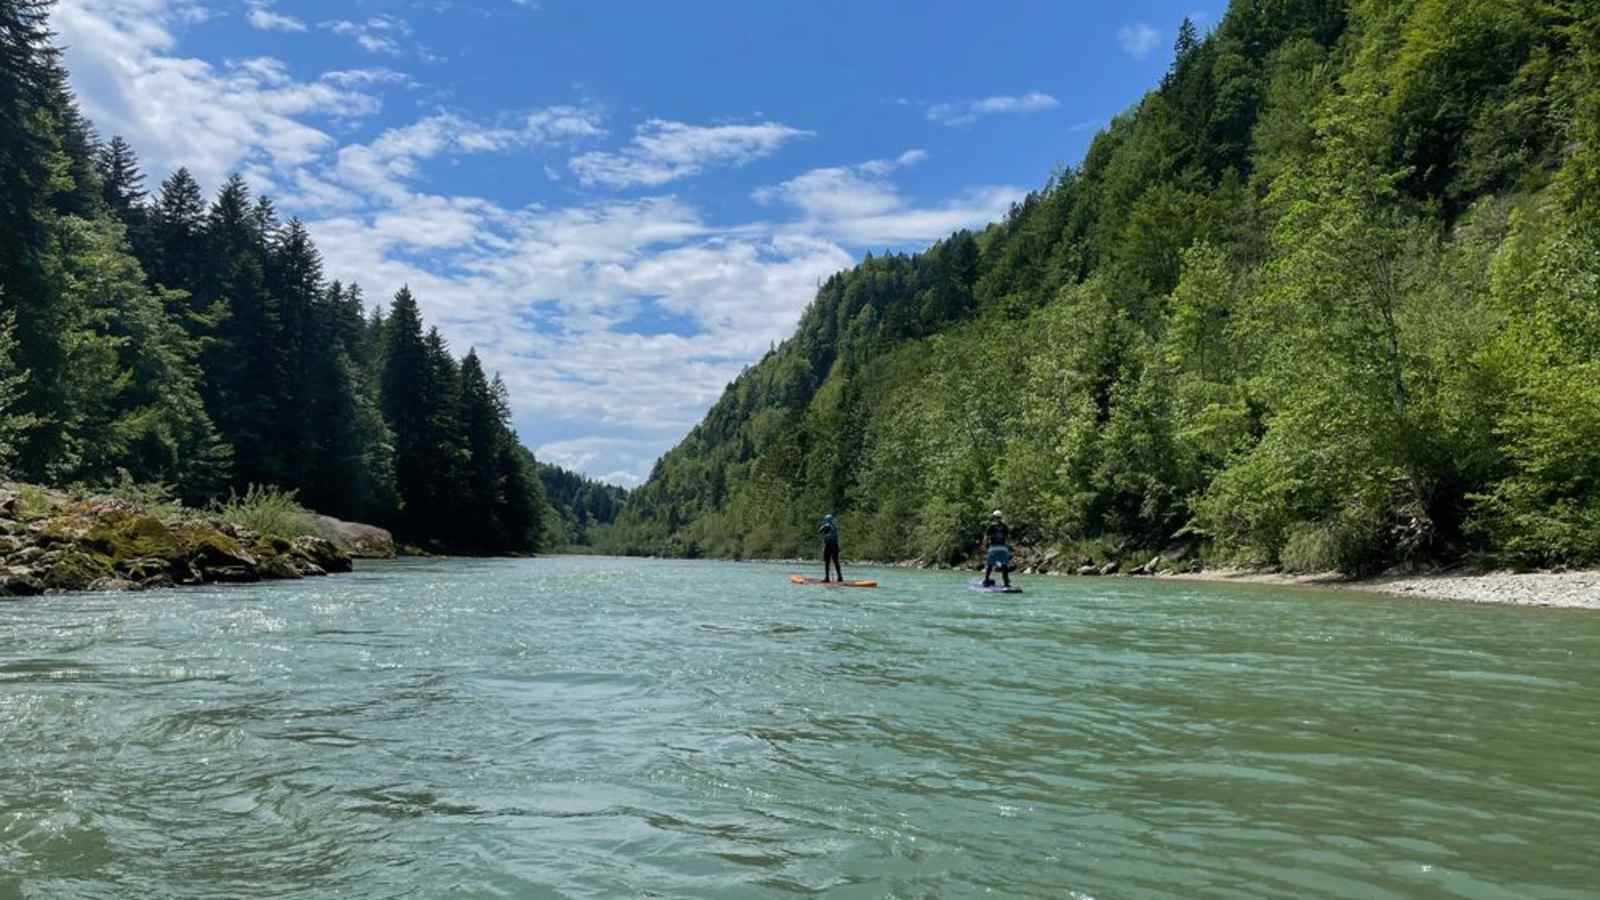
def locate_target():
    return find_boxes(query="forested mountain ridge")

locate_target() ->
[0,0,615,554]
[611,0,1600,574]
[538,463,631,550]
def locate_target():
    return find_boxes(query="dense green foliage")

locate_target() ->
[538,463,630,550]
[614,0,1600,573]
[0,0,569,553]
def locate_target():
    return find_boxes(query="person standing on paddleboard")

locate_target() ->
[818,514,844,583]
[982,510,1012,589]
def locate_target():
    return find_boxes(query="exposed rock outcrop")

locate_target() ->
[0,483,357,599]
[310,514,395,559]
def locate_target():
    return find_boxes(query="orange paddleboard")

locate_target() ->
[789,574,877,588]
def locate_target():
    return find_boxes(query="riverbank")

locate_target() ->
[783,553,1600,610]
[0,482,391,598]
[1157,567,1600,610]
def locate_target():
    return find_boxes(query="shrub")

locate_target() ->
[210,485,316,540]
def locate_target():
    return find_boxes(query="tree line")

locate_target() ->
[0,0,628,552]
[612,0,1600,574]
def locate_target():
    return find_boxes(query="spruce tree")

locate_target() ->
[266,217,323,487]
[0,0,64,477]
[147,168,206,296]
[419,326,466,539]
[492,377,544,552]
[380,287,430,533]
[203,174,280,487]
[458,350,505,547]
[96,136,144,220]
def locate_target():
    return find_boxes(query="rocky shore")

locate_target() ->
[0,483,391,598]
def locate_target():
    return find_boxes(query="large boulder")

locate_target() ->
[168,520,260,584]
[310,515,395,559]
[291,535,352,573]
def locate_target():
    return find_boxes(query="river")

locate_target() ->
[2,556,1596,898]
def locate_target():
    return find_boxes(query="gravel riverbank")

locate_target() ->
[1160,568,1600,610]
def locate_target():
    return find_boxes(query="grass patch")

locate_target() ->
[72,470,192,521]
[209,485,316,540]
[16,484,59,521]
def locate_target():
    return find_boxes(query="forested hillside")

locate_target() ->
[613,0,1600,574]
[0,0,566,553]
[538,464,631,551]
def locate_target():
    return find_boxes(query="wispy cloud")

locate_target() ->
[1118,23,1162,60]
[754,149,1023,246]
[927,91,1058,127]
[321,16,411,56]
[319,68,414,89]
[246,2,305,33]
[570,119,812,189]
[334,107,605,202]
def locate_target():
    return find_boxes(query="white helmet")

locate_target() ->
[991,509,1003,519]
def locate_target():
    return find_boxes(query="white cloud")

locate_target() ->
[754,149,1023,246]
[333,106,604,202]
[927,91,1059,127]
[570,119,812,188]
[537,438,658,487]
[320,68,413,89]
[322,16,411,56]
[1118,23,1162,60]
[246,3,305,33]
[55,0,398,189]
[56,0,1026,484]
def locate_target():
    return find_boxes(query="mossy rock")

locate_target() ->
[42,549,114,592]
[169,520,252,565]
[86,513,182,563]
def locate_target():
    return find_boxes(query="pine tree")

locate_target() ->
[419,326,466,539]
[41,57,102,220]
[265,217,323,487]
[0,0,66,478]
[492,377,544,552]
[458,350,505,546]
[96,136,144,219]
[203,174,280,487]
[146,168,206,296]
[380,287,430,533]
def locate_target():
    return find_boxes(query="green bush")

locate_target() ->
[1278,508,1390,577]
[210,485,316,540]
[1279,524,1340,574]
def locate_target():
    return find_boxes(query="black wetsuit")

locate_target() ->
[819,520,842,582]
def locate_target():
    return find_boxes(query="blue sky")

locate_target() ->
[57,0,1212,486]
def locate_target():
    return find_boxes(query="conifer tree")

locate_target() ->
[203,174,280,487]
[96,136,144,220]
[145,168,207,301]
[458,350,508,546]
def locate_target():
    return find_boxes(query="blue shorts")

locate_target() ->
[986,545,1012,567]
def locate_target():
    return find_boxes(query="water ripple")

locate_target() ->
[2,558,1598,897]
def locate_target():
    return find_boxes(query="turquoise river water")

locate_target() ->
[2,556,1597,898]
